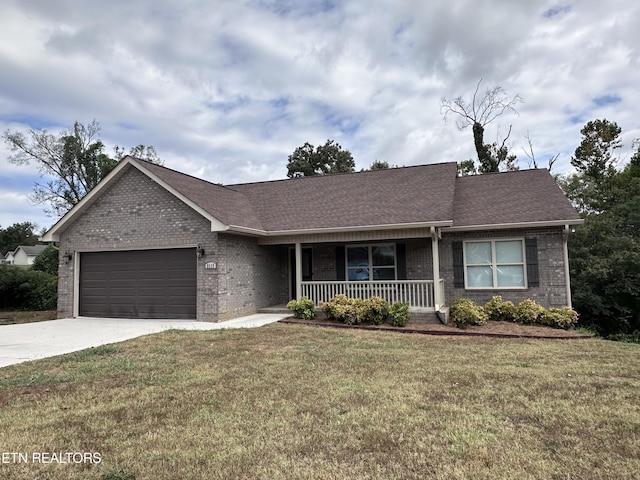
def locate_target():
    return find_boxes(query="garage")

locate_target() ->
[79,248,197,319]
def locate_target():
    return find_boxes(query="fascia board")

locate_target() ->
[445,218,584,233]
[227,220,454,237]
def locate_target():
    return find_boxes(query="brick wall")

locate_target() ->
[405,238,434,280]
[216,234,288,320]
[58,167,220,320]
[439,227,569,308]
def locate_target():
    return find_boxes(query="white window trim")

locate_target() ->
[463,238,527,290]
[346,243,397,281]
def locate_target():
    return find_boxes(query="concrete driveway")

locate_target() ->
[0,313,289,368]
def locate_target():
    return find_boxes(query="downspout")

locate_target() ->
[563,225,572,308]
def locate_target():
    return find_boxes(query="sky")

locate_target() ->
[1,0,639,232]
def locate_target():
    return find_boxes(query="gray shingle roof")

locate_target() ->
[130,158,581,233]
[453,169,582,227]
[18,245,47,256]
[228,162,458,231]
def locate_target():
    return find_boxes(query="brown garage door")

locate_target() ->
[80,248,196,319]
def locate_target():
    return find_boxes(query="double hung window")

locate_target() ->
[464,239,526,288]
[347,245,396,281]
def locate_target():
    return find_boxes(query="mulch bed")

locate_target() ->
[280,317,592,340]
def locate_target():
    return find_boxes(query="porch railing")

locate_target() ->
[301,280,436,309]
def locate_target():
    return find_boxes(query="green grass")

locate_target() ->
[0,324,638,479]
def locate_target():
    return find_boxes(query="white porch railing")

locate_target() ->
[301,280,436,309]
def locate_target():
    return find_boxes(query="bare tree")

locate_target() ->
[441,79,522,173]
[522,132,559,171]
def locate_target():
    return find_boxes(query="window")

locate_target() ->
[347,244,396,281]
[464,239,525,288]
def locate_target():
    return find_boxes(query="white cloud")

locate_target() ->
[1,0,639,227]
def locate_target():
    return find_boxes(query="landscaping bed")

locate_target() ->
[280,316,592,339]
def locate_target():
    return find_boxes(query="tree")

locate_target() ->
[560,120,640,336]
[369,160,390,170]
[0,222,39,256]
[3,120,163,217]
[571,119,621,180]
[286,140,355,178]
[441,79,522,173]
[32,245,59,276]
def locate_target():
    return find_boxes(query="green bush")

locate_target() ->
[286,296,317,320]
[389,302,410,327]
[606,331,640,343]
[450,298,487,328]
[0,266,57,311]
[541,307,579,329]
[322,295,393,325]
[365,296,390,325]
[32,246,59,276]
[484,295,516,322]
[513,299,546,325]
[321,294,351,323]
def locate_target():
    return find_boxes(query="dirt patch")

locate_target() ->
[0,310,57,325]
[280,317,592,339]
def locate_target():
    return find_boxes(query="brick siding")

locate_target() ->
[439,227,569,308]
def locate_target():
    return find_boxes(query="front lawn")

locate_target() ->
[0,310,57,325]
[0,324,638,479]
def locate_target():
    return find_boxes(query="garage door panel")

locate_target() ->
[80,248,196,319]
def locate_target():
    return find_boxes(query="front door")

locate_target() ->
[290,247,313,299]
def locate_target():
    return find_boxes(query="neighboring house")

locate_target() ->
[3,251,15,265]
[41,156,582,322]
[4,245,47,266]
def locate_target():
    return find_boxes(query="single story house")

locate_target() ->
[41,156,582,322]
[3,245,47,266]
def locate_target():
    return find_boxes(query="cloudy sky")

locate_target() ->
[1,0,638,231]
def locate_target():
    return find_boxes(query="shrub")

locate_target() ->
[514,299,546,325]
[0,266,57,311]
[541,307,579,329]
[450,298,487,328]
[389,302,410,327]
[32,246,59,276]
[365,296,390,325]
[322,295,392,325]
[321,294,350,322]
[286,296,317,320]
[484,295,516,322]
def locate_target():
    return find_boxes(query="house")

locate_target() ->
[3,245,47,266]
[41,156,582,322]
[2,250,15,265]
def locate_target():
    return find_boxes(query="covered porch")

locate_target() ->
[267,226,447,312]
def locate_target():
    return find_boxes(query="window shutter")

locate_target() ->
[396,244,407,280]
[335,246,345,281]
[452,241,464,288]
[525,238,539,288]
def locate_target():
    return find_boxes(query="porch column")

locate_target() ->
[431,227,442,311]
[295,242,303,300]
[563,225,573,308]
